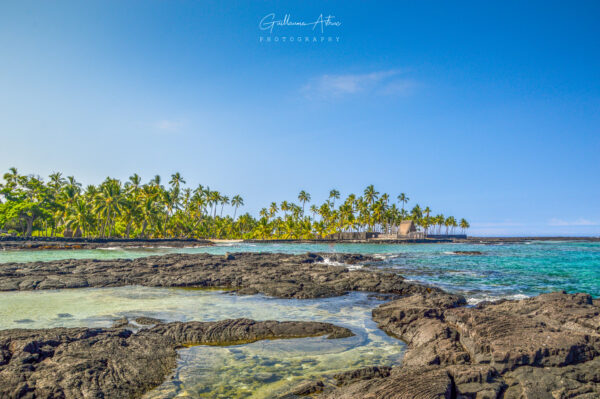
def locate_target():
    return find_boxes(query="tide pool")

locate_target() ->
[0,287,403,398]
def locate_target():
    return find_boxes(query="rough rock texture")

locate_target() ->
[0,318,353,398]
[333,366,392,386]
[0,252,439,299]
[320,291,600,398]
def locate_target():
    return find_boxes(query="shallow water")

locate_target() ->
[1,241,598,396]
[2,241,599,301]
[0,287,403,398]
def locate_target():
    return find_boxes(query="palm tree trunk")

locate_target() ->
[125,220,132,238]
[25,217,33,237]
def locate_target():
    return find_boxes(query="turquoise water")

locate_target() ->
[0,287,402,398]
[1,242,598,397]
[1,241,599,301]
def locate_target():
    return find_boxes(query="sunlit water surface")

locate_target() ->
[1,241,599,301]
[1,241,599,397]
[0,287,403,398]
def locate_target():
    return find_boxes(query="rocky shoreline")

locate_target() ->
[0,318,352,398]
[2,236,598,251]
[0,237,213,251]
[0,252,598,398]
[300,290,600,398]
[0,252,438,299]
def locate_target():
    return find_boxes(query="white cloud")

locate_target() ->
[301,69,415,99]
[548,218,598,226]
[154,119,184,132]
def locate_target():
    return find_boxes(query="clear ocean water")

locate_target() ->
[1,241,598,397]
[1,241,598,302]
[0,287,401,398]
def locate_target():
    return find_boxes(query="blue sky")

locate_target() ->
[0,1,599,236]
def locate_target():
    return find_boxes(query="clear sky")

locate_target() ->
[1,1,599,236]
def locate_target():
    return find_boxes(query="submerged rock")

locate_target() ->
[0,252,437,299]
[111,317,130,328]
[450,250,484,255]
[13,319,34,324]
[0,318,353,398]
[134,316,163,325]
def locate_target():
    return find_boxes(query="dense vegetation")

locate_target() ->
[0,168,469,239]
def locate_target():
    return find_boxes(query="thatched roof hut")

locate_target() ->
[398,220,416,236]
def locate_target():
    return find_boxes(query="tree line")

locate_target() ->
[0,168,469,239]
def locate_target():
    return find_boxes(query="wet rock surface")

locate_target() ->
[0,252,437,299]
[0,318,352,398]
[3,251,600,398]
[315,291,600,398]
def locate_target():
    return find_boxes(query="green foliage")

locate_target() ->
[0,168,469,239]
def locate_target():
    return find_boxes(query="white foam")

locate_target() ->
[403,278,420,283]
[319,258,349,267]
[318,257,364,270]
[467,293,530,305]
[346,264,364,270]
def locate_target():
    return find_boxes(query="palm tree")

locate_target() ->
[371,201,384,232]
[411,204,422,225]
[280,200,290,217]
[94,178,125,237]
[127,174,142,193]
[220,195,230,217]
[444,216,455,235]
[269,201,279,218]
[397,193,409,213]
[255,217,271,239]
[298,190,311,215]
[434,214,442,234]
[3,167,19,189]
[460,218,470,234]
[66,198,91,237]
[139,188,159,238]
[1,168,469,241]
[48,172,65,192]
[423,206,431,235]
[208,190,221,218]
[364,185,379,206]
[450,216,458,235]
[231,195,244,220]
[329,189,340,208]
[309,204,319,219]
[169,172,186,190]
[121,198,140,238]
[66,176,81,190]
